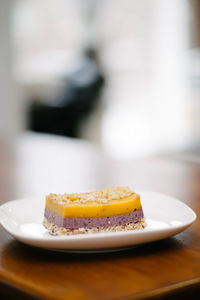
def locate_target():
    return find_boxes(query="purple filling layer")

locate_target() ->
[44,208,144,229]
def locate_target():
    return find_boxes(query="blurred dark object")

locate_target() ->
[28,50,104,137]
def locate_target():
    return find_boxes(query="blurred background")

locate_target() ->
[1,0,200,160]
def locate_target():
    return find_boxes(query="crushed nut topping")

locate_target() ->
[48,186,134,205]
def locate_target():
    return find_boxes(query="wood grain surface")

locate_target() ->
[0,133,199,300]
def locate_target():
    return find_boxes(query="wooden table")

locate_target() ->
[0,133,200,300]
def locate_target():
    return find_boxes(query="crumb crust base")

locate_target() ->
[43,217,146,235]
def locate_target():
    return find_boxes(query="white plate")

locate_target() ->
[0,191,196,252]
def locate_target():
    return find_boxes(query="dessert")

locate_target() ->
[43,186,146,235]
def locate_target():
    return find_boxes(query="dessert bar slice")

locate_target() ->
[43,186,146,235]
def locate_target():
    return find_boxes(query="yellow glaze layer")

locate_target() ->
[45,193,142,218]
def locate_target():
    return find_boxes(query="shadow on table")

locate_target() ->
[2,235,187,263]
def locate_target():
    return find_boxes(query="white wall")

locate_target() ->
[99,0,191,159]
[0,0,24,139]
